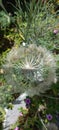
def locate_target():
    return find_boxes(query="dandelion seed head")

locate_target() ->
[3,44,57,96]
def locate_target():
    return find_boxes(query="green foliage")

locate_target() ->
[10,86,59,130]
[4,28,25,46]
[0,49,10,66]
[0,107,5,123]
[18,107,28,115]
[0,2,59,130]
[12,0,59,51]
[0,0,59,51]
[0,11,11,29]
[0,84,14,107]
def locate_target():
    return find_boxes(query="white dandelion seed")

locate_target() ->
[3,44,57,96]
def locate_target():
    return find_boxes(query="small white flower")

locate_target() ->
[22,42,26,46]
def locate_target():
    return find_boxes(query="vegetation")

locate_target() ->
[0,107,5,123]
[0,0,59,130]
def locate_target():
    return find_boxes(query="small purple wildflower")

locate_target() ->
[14,126,19,130]
[25,98,31,105]
[46,114,53,121]
[53,29,59,34]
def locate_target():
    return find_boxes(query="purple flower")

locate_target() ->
[46,114,53,121]
[53,29,59,34]
[25,98,31,105]
[14,126,19,130]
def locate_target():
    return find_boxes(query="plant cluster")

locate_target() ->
[0,1,59,129]
[10,93,59,130]
[0,107,5,123]
[11,0,59,51]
